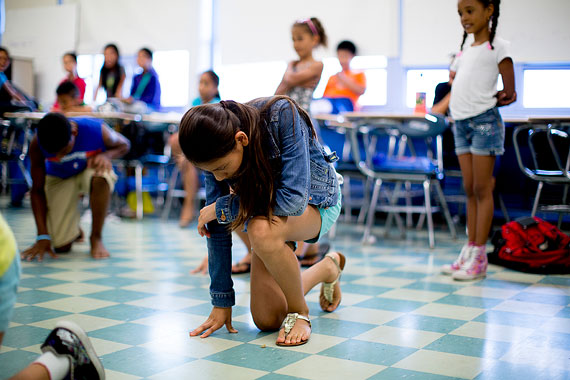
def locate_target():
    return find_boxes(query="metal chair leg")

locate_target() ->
[424,179,435,249]
[161,166,180,220]
[531,181,544,217]
[357,177,371,224]
[135,163,144,220]
[363,178,382,244]
[434,180,457,239]
[558,184,569,229]
[17,160,32,188]
[405,181,413,228]
[342,176,353,222]
[384,182,399,237]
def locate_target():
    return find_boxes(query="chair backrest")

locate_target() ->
[311,97,354,115]
[514,124,568,180]
[348,114,448,178]
[548,126,570,178]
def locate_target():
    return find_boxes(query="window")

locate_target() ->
[215,61,287,103]
[215,55,388,106]
[523,69,570,108]
[315,55,388,106]
[406,69,450,109]
[77,54,105,104]
[153,50,190,107]
[77,50,190,108]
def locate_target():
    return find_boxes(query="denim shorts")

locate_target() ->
[453,107,505,156]
[0,257,21,332]
[305,186,342,244]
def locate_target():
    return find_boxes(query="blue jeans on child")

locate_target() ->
[453,107,505,156]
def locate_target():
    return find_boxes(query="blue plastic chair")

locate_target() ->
[348,114,456,248]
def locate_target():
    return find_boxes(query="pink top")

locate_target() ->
[52,76,87,110]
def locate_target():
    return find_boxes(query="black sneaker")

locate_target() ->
[41,321,105,380]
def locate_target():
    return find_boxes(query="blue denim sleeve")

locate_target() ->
[273,104,310,217]
[214,194,240,224]
[0,72,7,88]
[204,172,235,308]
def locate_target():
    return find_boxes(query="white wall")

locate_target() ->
[3,0,570,106]
[2,4,77,107]
[217,0,399,64]
[402,0,570,66]
[4,0,204,107]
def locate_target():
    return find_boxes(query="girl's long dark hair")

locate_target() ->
[460,0,500,51]
[204,70,220,99]
[178,96,316,229]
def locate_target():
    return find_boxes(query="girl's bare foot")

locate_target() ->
[90,237,110,259]
[319,252,345,312]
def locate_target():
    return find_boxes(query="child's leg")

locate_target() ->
[457,153,477,242]
[231,229,252,273]
[180,161,198,225]
[250,247,342,343]
[9,363,51,380]
[45,176,81,252]
[169,132,197,226]
[472,154,496,245]
[89,176,111,259]
[248,206,338,345]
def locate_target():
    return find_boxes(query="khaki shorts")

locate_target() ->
[45,169,117,247]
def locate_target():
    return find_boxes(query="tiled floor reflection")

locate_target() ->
[2,206,569,379]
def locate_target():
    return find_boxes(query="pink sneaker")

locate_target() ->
[441,244,472,275]
[452,245,488,281]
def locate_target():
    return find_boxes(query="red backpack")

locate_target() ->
[489,217,570,274]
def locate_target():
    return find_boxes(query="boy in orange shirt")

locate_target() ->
[323,40,366,109]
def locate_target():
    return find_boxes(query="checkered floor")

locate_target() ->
[1,206,569,380]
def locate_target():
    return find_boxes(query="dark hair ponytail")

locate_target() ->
[178,96,316,229]
[294,17,328,48]
[204,70,220,99]
[488,0,500,50]
[459,0,500,51]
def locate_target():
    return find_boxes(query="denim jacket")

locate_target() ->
[204,97,339,307]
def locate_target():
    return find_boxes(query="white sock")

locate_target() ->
[34,350,70,380]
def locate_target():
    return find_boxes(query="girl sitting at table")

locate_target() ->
[94,43,126,101]
[53,52,86,111]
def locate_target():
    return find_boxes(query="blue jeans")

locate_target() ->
[453,107,505,156]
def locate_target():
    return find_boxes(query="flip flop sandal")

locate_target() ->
[231,262,251,274]
[298,243,331,267]
[320,252,346,312]
[276,312,311,347]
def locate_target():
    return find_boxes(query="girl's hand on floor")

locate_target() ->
[189,306,237,338]
[197,203,216,238]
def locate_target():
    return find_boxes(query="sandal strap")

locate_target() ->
[280,313,311,335]
[322,253,344,303]
[325,253,342,274]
